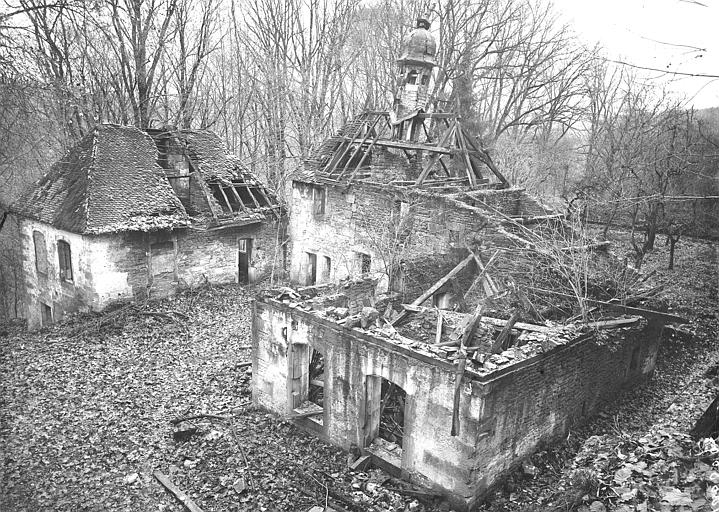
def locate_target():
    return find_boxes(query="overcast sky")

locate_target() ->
[551,0,719,109]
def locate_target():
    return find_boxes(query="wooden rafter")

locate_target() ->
[416,123,456,185]
[459,125,509,187]
[335,114,382,182]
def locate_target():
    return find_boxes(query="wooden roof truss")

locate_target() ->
[318,112,509,189]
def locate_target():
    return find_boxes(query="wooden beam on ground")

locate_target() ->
[583,317,641,329]
[154,471,205,512]
[391,253,474,326]
[480,316,551,333]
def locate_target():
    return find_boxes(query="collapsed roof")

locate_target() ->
[11,124,282,234]
[297,112,509,191]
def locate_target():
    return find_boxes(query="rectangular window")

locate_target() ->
[313,186,326,215]
[306,252,317,286]
[41,302,52,326]
[322,256,331,282]
[359,253,371,274]
[57,240,73,282]
[33,231,47,275]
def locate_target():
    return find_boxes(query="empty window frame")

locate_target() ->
[33,231,48,275]
[358,252,371,274]
[57,240,73,282]
[406,70,418,85]
[322,256,331,282]
[421,74,429,86]
[40,302,52,326]
[312,186,326,215]
[306,252,317,286]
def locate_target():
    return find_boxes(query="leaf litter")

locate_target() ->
[1,235,717,512]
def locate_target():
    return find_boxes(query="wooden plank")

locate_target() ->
[336,114,382,182]
[416,124,456,185]
[391,253,474,326]
[583,317,641,329]
[350,121,389,178]
[154,471,205,512]
[215,183,233,212]
[310,379,324,388]
[435,312,443,345]
[452,304,484,436]
[455,121,477,187]
[292,410,323,419]
[460,125,509,186]
[225,183,247,212]
[480,316,551,333]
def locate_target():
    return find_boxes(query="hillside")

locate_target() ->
[1,234,717,512]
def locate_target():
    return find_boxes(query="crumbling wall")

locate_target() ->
[17,218,99,328]
[467,322,661,500]
[18,217,283,329]
[252,299,475,500]
[290,180,552,301]
[252,297,662,510]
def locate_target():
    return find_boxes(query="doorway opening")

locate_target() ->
[306,252,317,285]
[364,376,407,470]
[238,238,252,284]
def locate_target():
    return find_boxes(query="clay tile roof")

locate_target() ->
[10,124,189,234]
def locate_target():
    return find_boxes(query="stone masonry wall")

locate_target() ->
[18,217,282,329]
[463,323,661,505]
[252,298,662,509]
[289,181,546,300]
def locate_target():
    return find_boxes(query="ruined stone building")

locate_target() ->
[9,124,284,328]
[252,18,680,510]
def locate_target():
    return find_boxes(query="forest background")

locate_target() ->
[0,0,717,318]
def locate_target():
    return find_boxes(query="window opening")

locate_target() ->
[306,252,317,285]
[322,256,331,282]
[313,186,326,215]
[41,302,53,326]
[406,70,417,85]
[57,240,73,282]
[421,74,429,86]
[364,375,407,467]
[359,253,371,274]
[290,344,324,426]
[308,349,325,408]
[378,378,406,446]
[238,238,253,284]
[33,231,47,275]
